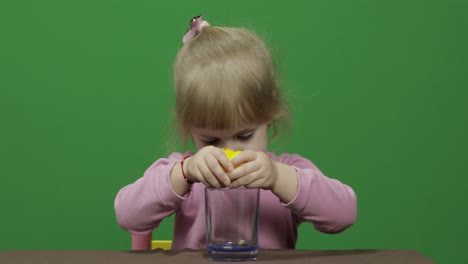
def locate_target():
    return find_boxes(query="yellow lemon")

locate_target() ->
[222,147,242,161]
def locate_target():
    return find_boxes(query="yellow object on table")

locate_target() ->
[151,240,172,250]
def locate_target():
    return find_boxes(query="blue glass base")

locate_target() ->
[207,242,258,261]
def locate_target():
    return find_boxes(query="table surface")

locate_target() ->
[0,249,436,264]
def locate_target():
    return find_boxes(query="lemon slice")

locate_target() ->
[222,147,242,161]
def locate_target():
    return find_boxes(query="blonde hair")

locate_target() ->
[173,26,289,141]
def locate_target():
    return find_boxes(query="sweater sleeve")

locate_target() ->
[114,152,189,235]
[274,153,357,234]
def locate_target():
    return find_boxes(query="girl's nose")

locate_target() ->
[224,141,241,152]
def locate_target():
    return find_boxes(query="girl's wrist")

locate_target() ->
[181,156,194,185]
[272,162,298,203]
[169,159,192,196]
[271,162,284,192]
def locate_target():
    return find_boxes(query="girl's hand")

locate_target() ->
[228,150,278,189]
[184,146,234,188]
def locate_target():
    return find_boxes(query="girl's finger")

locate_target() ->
[230,150,256,168]
[199,162,222,188]
[245,178,264,189]
[191,164,209,186]
[230,173,256,188]
[206,154,231,186]
[214,148,234,172]
[229,161,260,181]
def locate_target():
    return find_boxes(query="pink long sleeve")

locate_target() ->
[114,152,357,249]
[277,153,357,234]
[114,152,188,235]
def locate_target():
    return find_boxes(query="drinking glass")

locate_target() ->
[205,187,260,261]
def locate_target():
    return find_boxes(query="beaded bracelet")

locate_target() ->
[180,156,194,185]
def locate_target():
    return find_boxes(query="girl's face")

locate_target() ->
[190,123,269,152]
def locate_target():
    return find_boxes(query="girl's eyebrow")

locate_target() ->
[197,128,255,138]
[236,129,254,135]
[198,135,219,140]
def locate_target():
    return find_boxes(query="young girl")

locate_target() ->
[114,15,357,250]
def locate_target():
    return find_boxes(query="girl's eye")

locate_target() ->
[204,139,219,145]
[237,133,253,141]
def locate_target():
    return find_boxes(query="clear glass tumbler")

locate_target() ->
[205,187,260,261]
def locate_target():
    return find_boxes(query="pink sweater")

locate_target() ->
[114,152,357,249]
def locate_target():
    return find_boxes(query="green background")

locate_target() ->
[1,1,467,263]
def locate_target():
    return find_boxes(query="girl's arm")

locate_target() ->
[228,151,356,234]
[114,152,189,235]
[273,153,357,234]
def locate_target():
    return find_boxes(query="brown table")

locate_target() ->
[0,249,436,263]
